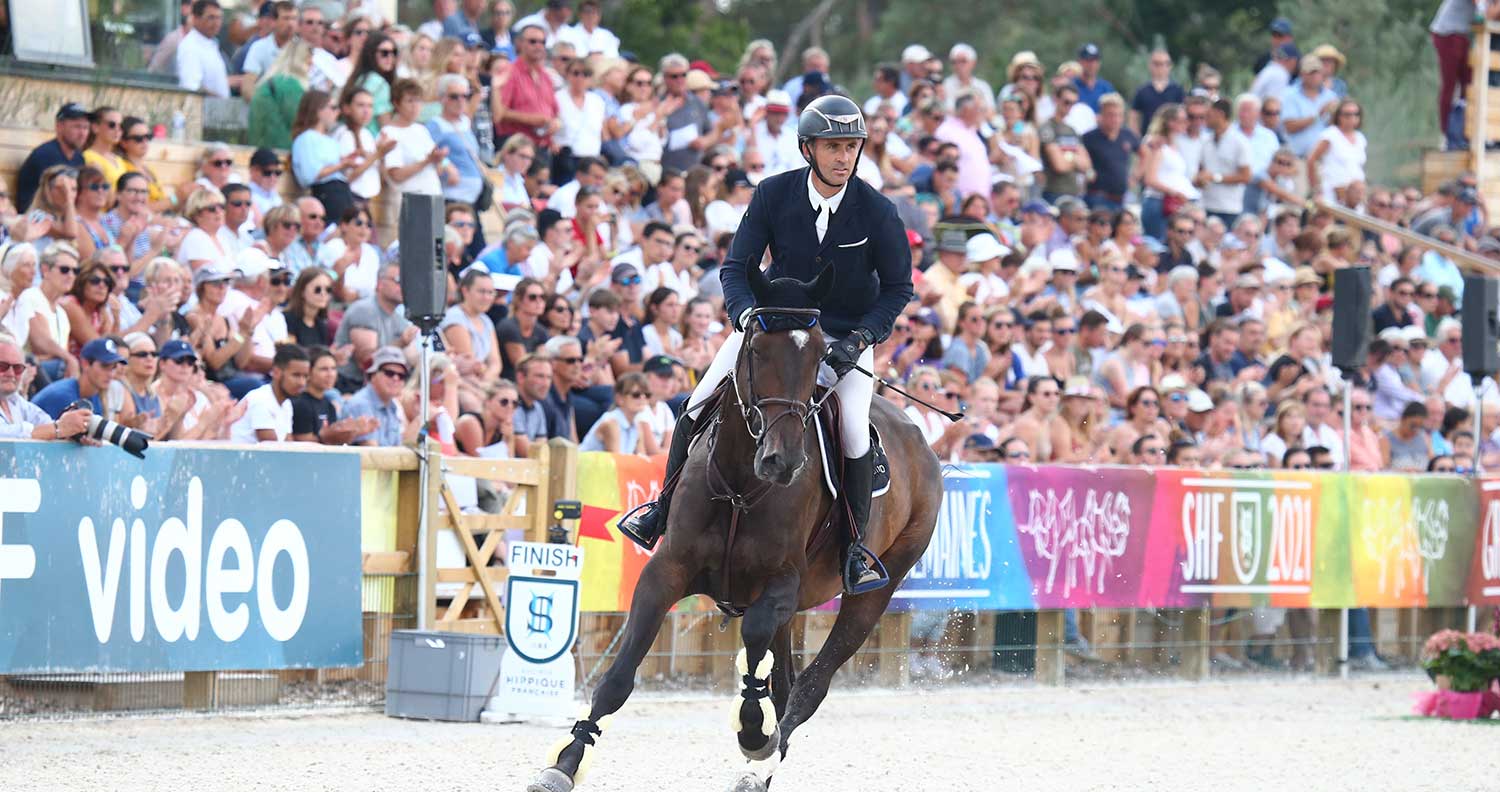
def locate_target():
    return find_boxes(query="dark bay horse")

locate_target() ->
[528,265,942,792]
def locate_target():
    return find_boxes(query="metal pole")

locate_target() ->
[1339,376,1353,679]
[1469,606,1479,633]
[1474,376,1485,474]
[415,333,433,629]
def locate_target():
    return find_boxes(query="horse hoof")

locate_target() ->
[730,773,769,792]
[739,724,780,762]
[527,768,575,792]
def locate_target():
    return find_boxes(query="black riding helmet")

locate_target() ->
[797,94,867,186]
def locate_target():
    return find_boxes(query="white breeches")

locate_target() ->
[686,330,874,458]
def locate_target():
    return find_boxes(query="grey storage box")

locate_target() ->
[385,630,505,722]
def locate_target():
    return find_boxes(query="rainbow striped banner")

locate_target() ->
[571,453,1500,613]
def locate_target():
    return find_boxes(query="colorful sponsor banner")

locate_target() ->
[571,451,1500,613]
[0,443,364,673]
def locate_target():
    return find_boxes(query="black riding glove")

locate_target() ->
[824,328,874,378]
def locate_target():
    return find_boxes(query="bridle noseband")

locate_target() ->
[731,307,831,444]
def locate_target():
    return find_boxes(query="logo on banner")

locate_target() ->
[505,577,578,663]
[1179,478,1312,595]
[1019,487,1132,597]
[1480,499,1500,595]
[1230,493,1262,585]
[0,479,41,603]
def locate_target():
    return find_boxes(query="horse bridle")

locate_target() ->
[730,307,832,443]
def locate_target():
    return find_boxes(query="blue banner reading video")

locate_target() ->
[0,443,364,673]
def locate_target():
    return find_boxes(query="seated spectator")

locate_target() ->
[1166,439,1203,468]
[14,103,89,213]
[579,371,660,454]
[283,268,335,348]
[497,277,552,380]
[513,353,567,455]
[441,267,502,409]
[292,89,360,225]
[72,166,118,262]
[248,39,314,150]
[15,165,81,252]
[1342,386,1381,472]
[15,244,81,381]
[32,337,138,425]
[338,346,415,446]
[279,197,327,275]
[941,301,990,384]
[456,378,521,458]
[634,287,684,359]
[1259,400,1307,468]
[640,353,682,440]
[0,336,92,439]
[1107,385,1171,459]
[289,344,372,444]
[60,257,118,357]
[318,205,382,301]
[228,343,308,443]
[176,188,236,275]
[185,267,263,399]
[1369,334,1423,423]
[1382,401,1432,471]
[116,117,174,213]
[547,334,609,437]
[1129,433,1167,465]
[333,262,417,392]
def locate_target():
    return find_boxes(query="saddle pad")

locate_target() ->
[812,412,891,500]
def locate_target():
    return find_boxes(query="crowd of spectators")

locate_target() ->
[0,0,1494,494]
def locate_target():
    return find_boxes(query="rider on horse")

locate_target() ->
[618,94,914,595]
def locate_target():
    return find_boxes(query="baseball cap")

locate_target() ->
[724,168,753,190]
[1048,247,1080,273]
[1458,187,1480,205]
[1020,200,1056,217]
[56,102,89,121]
[1233,273,1262,290]
[642,354,681,376]
[462,31,485,49]
[912,307,943,328]
[711,79,739,97]
[192,267,237,290]
[1187,389,1214,413]
[764,89,792,113]
[936,229,968,253]
[250,147,281,169]
[258,1,279,17]
[365,346,409,375]
[902,44,932,63]
[1437,285,1458,302]
[963,434,996,451]
[688,59,718,78]
[1294,266,1321,287]
[1298,54,1324,74]
[965,233,1008,263]
[1404,325,1430,345]
[81,337,125,365]
[1274,43,1301,61]
[159,339,196,362]
[611,263,642,284]
[1125,264,1146,281]
[1077,43,1101,60]
[1269,17,1293,35]
[685,69,715,92]
[235,247,283,279]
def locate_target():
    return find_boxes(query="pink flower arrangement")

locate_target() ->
[1421,630,1500,693]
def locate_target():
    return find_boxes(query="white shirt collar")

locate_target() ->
[806,171,848,216]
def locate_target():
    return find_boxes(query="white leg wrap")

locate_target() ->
[729,648,778,737]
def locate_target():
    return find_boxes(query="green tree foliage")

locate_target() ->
[604,0,750,72]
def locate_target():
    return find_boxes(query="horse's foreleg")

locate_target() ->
[529,557,690,792]
[769,622,795,722]
[733,571,800,762]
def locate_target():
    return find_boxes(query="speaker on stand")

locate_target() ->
[1330,267,1372,473]
[397,193,448,631]
[1463,274,1499,474]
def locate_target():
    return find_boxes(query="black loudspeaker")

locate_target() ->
[1330,266,1372,374]
[398,193,447,330]
[1462,275,1500,376]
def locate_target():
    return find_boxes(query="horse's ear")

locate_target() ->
[804,264,836,304]
[747,262,771,303]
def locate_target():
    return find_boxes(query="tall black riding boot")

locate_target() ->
[840,450,889,595]
[618,411,697,550]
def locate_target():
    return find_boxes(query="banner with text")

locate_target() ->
[0,443,364,673]
[572,452,1500,612]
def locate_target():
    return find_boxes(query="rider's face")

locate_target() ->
[807,137,860,187]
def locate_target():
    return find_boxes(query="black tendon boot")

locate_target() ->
[617,412,697,550]
[840,449,889,594]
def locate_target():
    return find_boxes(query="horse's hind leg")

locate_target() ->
[733,571,800,762]
[528,556,691,792]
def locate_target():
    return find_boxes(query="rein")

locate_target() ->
[703,307,830,615]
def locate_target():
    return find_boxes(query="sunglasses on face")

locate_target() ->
[1055,327,1076,335]
[110,265,129,274]
[269,274,293,286]
[523,292,546,302]
[991,320,1013,329]
[124,133,153,143]
[120,187,150,197]
[0,362,27,375]
[83,182,110,192]
[615,276,642,286]
[378,367,409,381]
[446,93,472,101]
[304,214,325,222]
[1005,450,1032,461]
[1142,447,1166,457]
[202,204,225,213]
[227,199,250,208]
[624,391,649,399]
[130,350,158,359]
[629,78,653,86]
[210,159,232,168]
[376,48,397,57]
[549,304,572,312]
[1137,399,1159,408]
[492,397,516,408]
[555,356,583,365]
[450,220,475,229]
[53,265,79,276]
[85,275,110,287]
[261,168,284,178]
[348,218,369,227]
[278,221,302,231]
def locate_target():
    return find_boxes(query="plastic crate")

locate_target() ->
[385,630,506,722]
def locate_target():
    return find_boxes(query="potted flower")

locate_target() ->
[1416,630,1500,720]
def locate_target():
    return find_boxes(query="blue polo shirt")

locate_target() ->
[1073,76,1117,112]
[1278,84,1338,157]
[342,384,404,446]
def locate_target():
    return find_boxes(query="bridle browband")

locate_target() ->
[731,307,831,444]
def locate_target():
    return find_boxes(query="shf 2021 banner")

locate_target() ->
[0,442,364,673]
[570,452,1500,613]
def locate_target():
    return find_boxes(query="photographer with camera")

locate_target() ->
[30,337,137,426]
[0,336,91,440]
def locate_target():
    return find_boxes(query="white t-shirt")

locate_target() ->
[753,120,801,176]
[1199,128,1252,215]
[547,180,583,218]
[704,200,748,238]
[555,89,606,158]
[863,92,908,117]
[380,123,443,196]
[334,124,383,199]
[1315,127,1368,200]
[317,238,381,299]
[176,227,234,273]
[14,288,68,355]
[216,287,257,325]
[177,29,230,98]
[617,103,664,162]
[242,34,284,76]
[958,271,1011,305]
[251,309,289,358]
[229,383,292,443]
[558,23,620,57]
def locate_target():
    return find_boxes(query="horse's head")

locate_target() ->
[734,263,836,486]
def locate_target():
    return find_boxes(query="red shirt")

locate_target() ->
[497,61,558,147]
